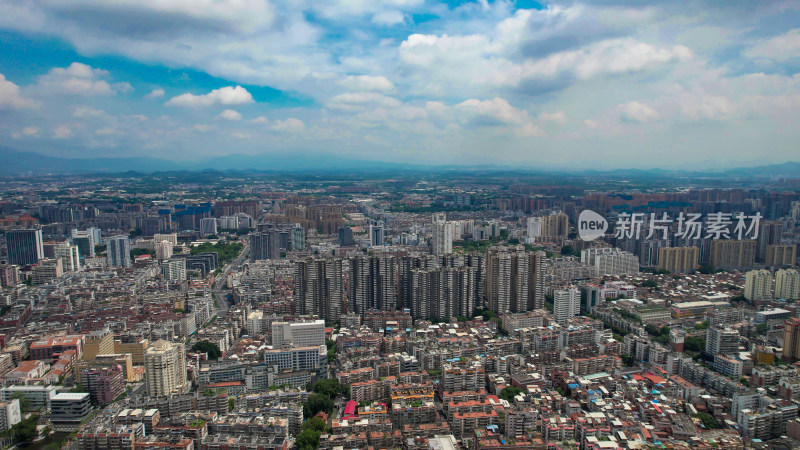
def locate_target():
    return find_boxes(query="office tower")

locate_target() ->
[775,269,800,300]
[709,239,756,270]
[581,248,639,276]
[161,258,187,281]
[744,269,773,301]
[271,320,325,349]
[526,217,542,241]
[757,221,783,261]
[369,223,384,247]
[705,326,739,355]
[54,242,80,272]
[106,236,132,268]
[219,216,239,230]
[154,240,173,260]
[541,212,568,238]
[70,229,96,260]
[658,247,699,273]
[250,231,280,261]
[783,318,800,362]
[338,226,354,246]
[145,340,188,397]
[553,287,579,325]
[431,213,453,256]
[291,224,305,251]
[295,258,344,322]
[638,239,670,268]
[5,229,43,265]
[765,244,797,266]
[199,218,217,236]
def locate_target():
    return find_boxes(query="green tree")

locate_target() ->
[684,337,706,352]
[313,379,342,398]
[296,429,321,450]
[693,412,719,429]
[303,393,334,418]
[192,341,222,360]
[499,386,523,403]
[10,392,30,412]
[302,417,327,432]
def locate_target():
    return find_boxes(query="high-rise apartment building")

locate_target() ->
[553,287,579,325]
[154,240,173,260]
[706,326,740,355]
[784,318,800,362]
[250,231,280,261]
[775,269,800,300]
[709,239,756,270]
[291,224,305,251]
[541,212,568,239]
[757,221,783,261]
[161,258,187,281]
[5,229,43,265]
[199,218,217,236]
[657,246,699,273]
[581,248,639,276]
[295,258,345,322]
[54,242,80,272]
[107,235,132,268]
[765,244,797,266]
[431,213,453,256]
[744,270,773,301]
[369,223,384,247]
[338,226,354,246]
[145,340,188,397]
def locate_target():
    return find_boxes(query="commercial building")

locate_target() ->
[200,218,217,236]
[271,320,325,349]
[31,258,63,284]
[50,393,92,429]
[0,400,21,431]
[83,328,115,361]
[54,242,81,272]
[5,229,43,265]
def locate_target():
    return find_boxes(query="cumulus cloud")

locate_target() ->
[0,74,36,109]
[372,11,405,26]
[272,118,305,132]
[339,75,395,92]
[38,62,127,95]
[457,97,543,136]
[618,101,659,122]
[167,86,254,107]
[744,28,800,61]
[22,126,39,136]
[538,111,567,124]
[218,109,242,121]
[54,125,72,139]
[146,88,165,99]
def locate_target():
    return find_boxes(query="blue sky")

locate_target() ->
[0,0,799,169]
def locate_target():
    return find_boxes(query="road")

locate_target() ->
[211,241,249,316]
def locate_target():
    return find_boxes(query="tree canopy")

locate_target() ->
[192,341,222,360]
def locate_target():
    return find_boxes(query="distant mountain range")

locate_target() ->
[1,146,799,178]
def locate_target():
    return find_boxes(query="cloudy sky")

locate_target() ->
[1,0,799,169]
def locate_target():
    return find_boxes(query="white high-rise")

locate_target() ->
[553,287,579,325]
[581,248,639,276]
[776,269,800,300]
[145,340,188,397]
[154,240,173,260]
[526,217,542,242]
[200,218,217,236]
[744,269,773,301]
[54,242,80,272]
[107,235,132,268]
[271,320,325,349]
[432,213,453,256]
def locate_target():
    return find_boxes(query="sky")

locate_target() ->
[0,0,799,170]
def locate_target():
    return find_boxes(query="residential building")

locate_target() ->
[657,246,698,273]
[5,229,43,265]
[107,235,132,268]
[744,269,773,301]
[775,268,800,300]
[554,287,579,325]
[145,340,188,397]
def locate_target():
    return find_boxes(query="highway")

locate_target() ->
[211,240,248,316]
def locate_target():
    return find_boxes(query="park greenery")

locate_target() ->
[190,241,243,264]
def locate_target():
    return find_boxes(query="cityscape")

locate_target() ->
[1,1,800,450]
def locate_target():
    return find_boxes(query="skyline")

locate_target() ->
[1,1,800,169]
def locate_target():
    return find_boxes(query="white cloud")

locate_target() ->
[146,88,165,99]
[166,86,254,107]
[249,116,270,124]
[22,126,39,136]
[339,75,395,92]
[538,111,567,124]
[218,109,242,121]
[744,28,800,61]
[618,101,659,122]
[38,62,122,95]
[272,118,305,132]
[0,74,36,109]
[54,125,72,139]
[456,97,543,136]
[72,106,104,118]
[372,10,405,26]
